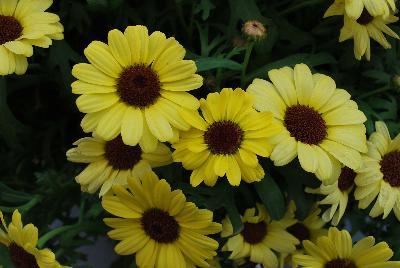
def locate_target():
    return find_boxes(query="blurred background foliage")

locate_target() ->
[0,0,399,267]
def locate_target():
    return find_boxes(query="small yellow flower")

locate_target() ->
[324,0,399,61]
[0,210,67,268]
[221,204,298,268]
[172,87,280,187]
[67,134,172,196]
[247,63,367,182]
[0,0,64,75]
[72,25,202,151]
[293,227,400,268]
[354,121,400,221]
[102,171,222,268]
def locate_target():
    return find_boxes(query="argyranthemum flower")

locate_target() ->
[102,171,222,268]
[0,210,67,268]
[307,165,357,226]
[172,87,280,187]
[66,134,172,196]
[0,0,64,75]
[72,25,202,152]
[354,121,400,221]
[324,0,399,61]
[247,63,367,182]
[325,0,396,19]
[293,227,400,268]
[221,204,298,268]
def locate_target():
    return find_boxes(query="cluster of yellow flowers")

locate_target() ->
[0,0,399,267]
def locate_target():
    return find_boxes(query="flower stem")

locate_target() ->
[241,42,254,88]
[37,224,78,249]
[280,0,325,15]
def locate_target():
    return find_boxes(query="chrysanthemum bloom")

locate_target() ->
[293,227,400,268]
[354,121,400,221]
[247,63,367,182]
[0,210,67,268]
[0,0,64,75]
[221,204,298,268]
[324,0,399,61]
[307,165,357,226]
[172,88,280,187]
[102,171,222,268]
[67,134,172,196]
[72,25,202,152]
[327,0,396,19]
[279,202,327,268]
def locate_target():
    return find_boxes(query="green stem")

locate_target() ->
[0,195,42,213]
[241,42,254,88]
[37,224,78,248]
[78,196,86,224]
[280,0,324,15]
[357,85,391,99]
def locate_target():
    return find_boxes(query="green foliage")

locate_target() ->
[0,0,399,267]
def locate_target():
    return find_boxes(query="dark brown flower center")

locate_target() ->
[0,15,23,45]
[241,222,267,244]
[9,243,39,268]
[284,105,327,145]
[204,120,244,154]
[338,167,356,191]
[104,135,142,170]
[287,222,310,242]
[380,151,400,187]
[357,9,374,25]
[325,259,357,268]
[141,208,180,243]
[117,65,161,108]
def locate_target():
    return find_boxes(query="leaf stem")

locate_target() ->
[37,224,79,249]
[241,42,254,88]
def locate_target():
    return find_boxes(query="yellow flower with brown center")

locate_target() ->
[172,87,280,187]
[354,121,400,221]
[221,204,298,268]
[324,0,399,61]
[72,25,202,152]
[0,0,64,75]
[67,134,172,196]
[0,210,68,268]
[293,227,400,268]
[247,63,367,182]
[102,171,221,268]
[307,165,357,226]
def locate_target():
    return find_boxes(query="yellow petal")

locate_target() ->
[108,29,131,67]
[84,41,122,77]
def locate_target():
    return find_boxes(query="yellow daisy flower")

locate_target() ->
[0,210,67,268]
[72,25,202,152]
[0,0,64,75]
[221,204,298,268]
[326,0,396,19]
[293,227,400,268]
[67,134,172,196]
[172,87,280,187]
[102,171,222,268]
[279,202,327,268]
[324,0,399,61]
[354,121,400,221]
[306,165,357,226]
[246,63,367,182]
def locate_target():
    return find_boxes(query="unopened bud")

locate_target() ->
[242,20,267,40]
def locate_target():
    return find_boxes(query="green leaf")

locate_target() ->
[254,174,285,220]
[195,57,242,72]
[194,0,216,20]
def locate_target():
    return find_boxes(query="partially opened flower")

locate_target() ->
[354,121,400,221]
[324,0,399,61]
[172,87,280,187]
[0,0,64,75]
[307,166,357,226]
[247,63,367,182]
[293,227,400,268]
[0,210,67,268]
[72,25,202,152]
[67,134,172,196]
[221,204,298,268]
[102,171,221,268]
[325,0,396,19]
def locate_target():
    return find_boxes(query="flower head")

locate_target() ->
[325,0,396,20]
[0,0,64,75]
[72,25,202,151]
[102,171,222,268]
[242,20,267,40]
